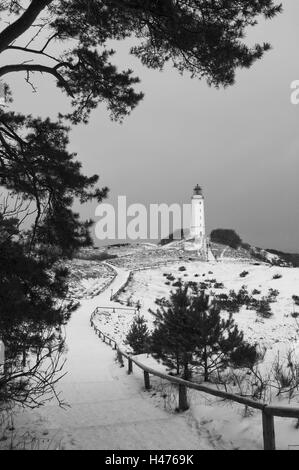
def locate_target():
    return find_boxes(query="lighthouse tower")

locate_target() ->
[186,184,208,259]
[190,184,205,240]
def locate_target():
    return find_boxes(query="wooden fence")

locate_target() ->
[93,306,137,314]
[90,309,299,451]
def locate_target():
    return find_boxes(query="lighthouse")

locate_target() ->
[190,184,205,240]
[185,184,208,259]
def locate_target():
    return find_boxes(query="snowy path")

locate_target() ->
[15,265,212,450]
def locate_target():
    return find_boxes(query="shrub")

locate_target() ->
[199,282,208,290]
[210,229,242,249]
[240,271,249,278]
[178,266,186,272]
[237,285,250,303]
[214,290,240,314]
[214,283,224,289]
[268,288,279,302]
[257,298,272,318]
[172,281,181,287]
[272,352,299,397]
[252,289,261,296]
[292,295,299,306]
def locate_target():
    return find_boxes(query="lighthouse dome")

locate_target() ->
[193,184,202,196]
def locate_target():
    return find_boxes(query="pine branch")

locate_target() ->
[0,0,53,54]
[0,63,74,96]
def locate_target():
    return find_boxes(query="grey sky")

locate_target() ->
[4,1,299,251]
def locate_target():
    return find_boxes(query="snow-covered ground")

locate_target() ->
[101,261,299,360]
[66,259,115,300]
[0,264,213,450]
[93,259,299,450]
[4,252,299,450]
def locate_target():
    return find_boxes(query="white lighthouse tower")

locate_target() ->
[190,184,205,240]
[185,184,208,259]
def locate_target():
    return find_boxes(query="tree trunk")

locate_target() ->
[0,0,53,54]
[204,346,209,382]
[183,356,190,381]
[176,352,180,375]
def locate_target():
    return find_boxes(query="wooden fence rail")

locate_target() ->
[94,306,137,314]
[90,310,299,451]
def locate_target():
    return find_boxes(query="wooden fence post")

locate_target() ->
[262,409,276,450]
[128,357,133,375]
[144,371,151,390]
[117,349,124,367]
[178,385,189,411]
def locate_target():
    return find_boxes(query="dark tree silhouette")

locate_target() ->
[0,208,75,409]
[151,283,257,381]
[210,229,242,249]
[0,114,107,254]
[151,281,199,380]
[191,291,258,381]
[0,0,282,123]
[126,315,150,355]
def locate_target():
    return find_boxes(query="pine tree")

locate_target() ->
[0,213,71,407]
[0,2,281,124]
[150,281,198,380]
[150,283,258,382]
[192,292,258,381]
[126,315,150,355]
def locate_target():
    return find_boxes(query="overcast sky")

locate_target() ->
[4,1,299,251]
